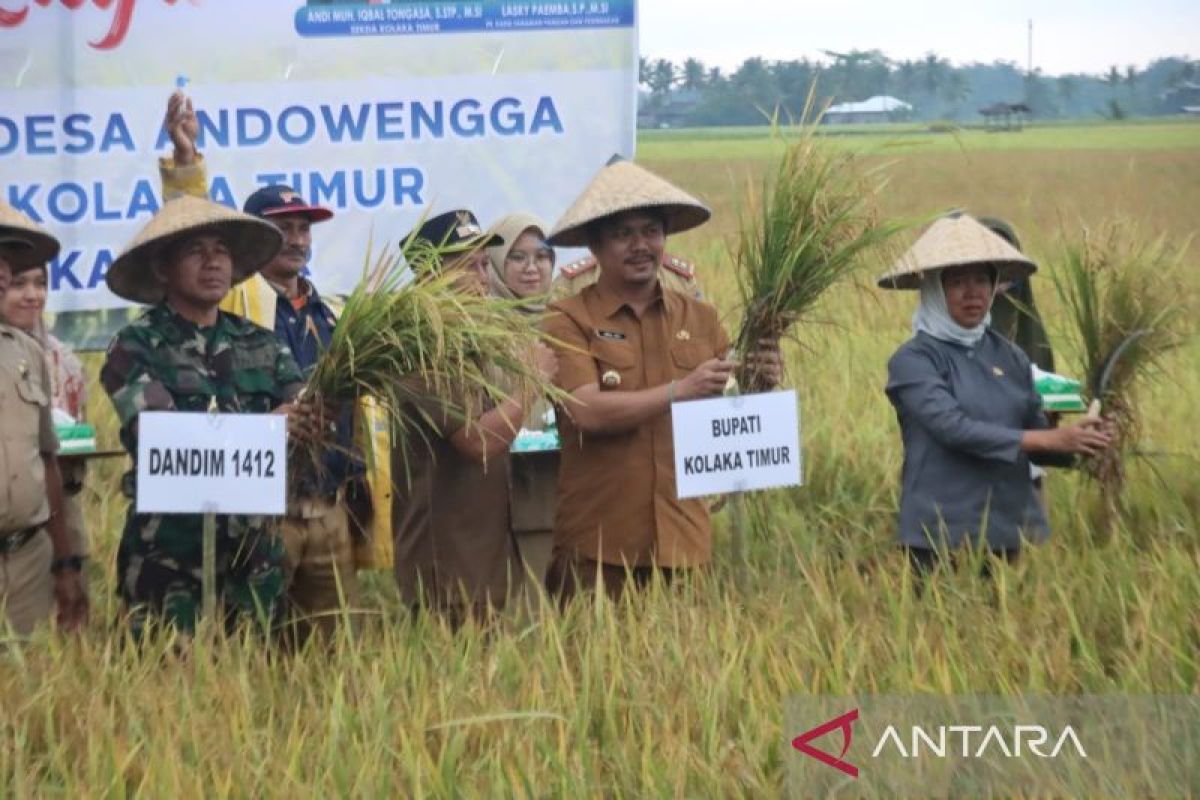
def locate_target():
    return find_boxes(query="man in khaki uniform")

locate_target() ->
[542,161,780,600]
[0,204,88,634]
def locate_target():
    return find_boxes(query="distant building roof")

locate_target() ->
[826,95,912,115]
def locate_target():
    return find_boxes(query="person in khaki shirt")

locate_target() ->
[391,210,558,628]
[542,161,780,601]
[0,205,88,634]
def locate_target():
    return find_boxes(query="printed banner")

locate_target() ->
[0,0,638,323]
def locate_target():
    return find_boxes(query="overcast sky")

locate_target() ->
[639,0,1198,76]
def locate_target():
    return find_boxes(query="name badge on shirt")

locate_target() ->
[596,329,626,341]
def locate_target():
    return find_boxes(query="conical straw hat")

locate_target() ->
[107,195,283,304]
[547,160,711,247]
[877,213,1036,290]
[0,201,61,268]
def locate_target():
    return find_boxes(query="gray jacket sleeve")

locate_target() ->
[1013,347,1076,469]
[887,346,1023,463]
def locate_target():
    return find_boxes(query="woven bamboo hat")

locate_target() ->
[0,201,61,269]
[547,159,711,247]
[877,213,1036,290]
[107,195,283,304]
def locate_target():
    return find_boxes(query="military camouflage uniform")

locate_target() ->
[101,304,304,635]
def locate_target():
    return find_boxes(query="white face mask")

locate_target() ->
[912,270,992,347]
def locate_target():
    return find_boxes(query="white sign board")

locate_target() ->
[136,412,287,515]
[671,390,802,500]
[1,0,637,312]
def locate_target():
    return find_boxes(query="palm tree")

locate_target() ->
[893,59,920,100]
[1102,65,1123,92]
[940,70,971,113]
[1123,64,1139,109]
[681,58,707,92]
[1101,66,1125,118]
[647,58,677,98]
[920,52,948,102]
[1056,75,1078,107]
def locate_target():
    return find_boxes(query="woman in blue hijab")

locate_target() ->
[879,213,1111,574]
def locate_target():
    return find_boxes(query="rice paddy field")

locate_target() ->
[4,119,1199,797]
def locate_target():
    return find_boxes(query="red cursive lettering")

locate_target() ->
[0,4,31,27]
[0,0,179,50]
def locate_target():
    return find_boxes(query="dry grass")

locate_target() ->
[3,124,1199,797]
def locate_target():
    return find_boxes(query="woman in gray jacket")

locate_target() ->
[878,214,1111,573]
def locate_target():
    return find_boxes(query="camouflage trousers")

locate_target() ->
[117,511,285,637]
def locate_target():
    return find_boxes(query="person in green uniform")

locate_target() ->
[101,195,314,636]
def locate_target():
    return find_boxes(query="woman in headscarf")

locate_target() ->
[879,214,1111,574]
[1,259,90,562]
[485,214,558,597]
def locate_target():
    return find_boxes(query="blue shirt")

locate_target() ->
[270,278,361,497]
[273,279,337,374]
[886,329,1054,550]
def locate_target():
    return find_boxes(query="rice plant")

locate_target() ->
[1050,221,1194,534]
[299,234,562,482]
[732,104,904,392]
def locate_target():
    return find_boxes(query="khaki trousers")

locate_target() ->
[281,497,359,640]
[0,530,53,635]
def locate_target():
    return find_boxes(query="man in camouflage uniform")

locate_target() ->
[161,91,376,638]
[101,195,307,636]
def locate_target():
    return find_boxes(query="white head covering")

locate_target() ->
[912,268,993,347]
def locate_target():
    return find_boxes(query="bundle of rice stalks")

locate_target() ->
[1051,222,1193,531]
[299,235,558,480]
[733,110,902,392]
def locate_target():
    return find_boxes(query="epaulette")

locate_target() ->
[559,256,598,279]
[663,254,696,281]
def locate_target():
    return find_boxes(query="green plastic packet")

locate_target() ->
[1032,365,1088,413]
[52,408,98,456]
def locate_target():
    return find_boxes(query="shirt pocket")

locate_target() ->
[5,372,48,527]
[590,339,639,391]
[670,342,711,379]
[14,370,49,408]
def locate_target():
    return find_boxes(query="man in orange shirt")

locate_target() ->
[542,160,781,600]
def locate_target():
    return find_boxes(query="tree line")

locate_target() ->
[637,51,1200,127]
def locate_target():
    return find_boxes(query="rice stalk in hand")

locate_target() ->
[298,235,561,485]
[733,108,903,393]
[1050,221,1193,536]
